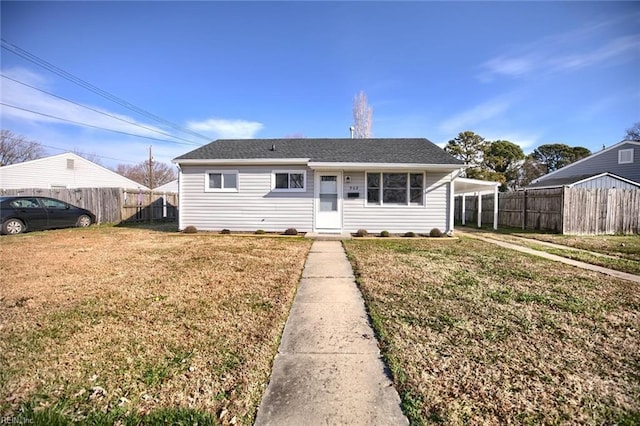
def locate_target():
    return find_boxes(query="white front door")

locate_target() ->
[315,172,342,231]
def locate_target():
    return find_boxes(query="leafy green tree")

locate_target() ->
[531,143,590,172]
[483,140,525,190]
[444,131,486,177]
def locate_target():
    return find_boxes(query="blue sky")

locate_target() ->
[1,1,638,169]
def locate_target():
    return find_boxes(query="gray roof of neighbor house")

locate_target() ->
[174,138,464,165]
[530,140,640,184]
[527,172,640,189]
[527,173,601,188]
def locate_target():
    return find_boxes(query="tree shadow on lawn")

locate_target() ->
[115,221,179,233]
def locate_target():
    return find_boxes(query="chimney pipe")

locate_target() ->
[349,126,355,139]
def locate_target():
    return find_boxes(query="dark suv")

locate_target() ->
[0,196,96,235]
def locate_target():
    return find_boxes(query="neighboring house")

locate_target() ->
[173,138,464,234]
[154,179,179,193]
[529,140,640,188]
[527,172,640,190]
[0,152,149,190]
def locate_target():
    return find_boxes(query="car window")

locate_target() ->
[41,198,68,209]
[9,198,40,208]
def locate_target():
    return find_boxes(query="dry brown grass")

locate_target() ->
[0,226,311,424]
[464,229,640,275]
[344,238,640,425]
[512,233,640,262]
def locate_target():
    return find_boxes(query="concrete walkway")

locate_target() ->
[458,230,640,284]
[254,241,408,426]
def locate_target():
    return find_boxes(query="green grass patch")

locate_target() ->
[13,402,216,425]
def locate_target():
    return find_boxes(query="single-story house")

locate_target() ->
[529,140,640,188]
[0,152,149,191]
[173,138,465,234]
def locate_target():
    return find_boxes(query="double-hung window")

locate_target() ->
[205,170,238,192]
[366,172,424,206]
[272,170,306,192]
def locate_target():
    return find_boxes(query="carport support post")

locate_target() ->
[493,186,498,230]
[461,194,466,225]
[477,192,482,228]
[448,176,455,233]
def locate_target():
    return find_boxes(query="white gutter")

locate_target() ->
[173,158,310,165]
[307,162,465,171]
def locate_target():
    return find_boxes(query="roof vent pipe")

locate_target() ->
[349,126,355,139]
[270,144,276,151]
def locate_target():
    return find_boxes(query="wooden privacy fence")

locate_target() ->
[0,188,178,224]
[455,188,639,235]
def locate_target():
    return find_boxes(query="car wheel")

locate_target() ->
[77,215,92,228]
[2,218,25,235]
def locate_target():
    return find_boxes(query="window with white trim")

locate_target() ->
[366,172,425,206]
[272,170,306,192]
[618,148,634,164]
[205,170,238,192]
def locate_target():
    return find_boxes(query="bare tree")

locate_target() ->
[283,132,306,138]
[116,160,177,188]
[352,91,373,138]
[72,148,103,165]
[515,155,547,188]
[0,129,46,166]
[625,122,640,141]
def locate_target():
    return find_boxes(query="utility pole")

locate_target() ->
[149,145,154,223]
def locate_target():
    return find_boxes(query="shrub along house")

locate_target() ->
[172,138,465,234]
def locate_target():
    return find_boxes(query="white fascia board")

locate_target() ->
[568,172,640,188]
[455,177,501,186]
[173,158,310,166]
[525,184,564,190]
[307,162,464,171]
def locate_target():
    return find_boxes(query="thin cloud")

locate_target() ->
[478,14,640,81]
[439,97,513,135]
[552,35,639,72]
[187,118,264,139]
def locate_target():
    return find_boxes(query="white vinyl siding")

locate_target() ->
[343,171,450,233]
[0,153,147,190]
[179,165,314,232]
[572,175,640,189]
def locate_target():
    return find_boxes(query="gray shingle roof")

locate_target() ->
[526,172,639,189]
[174,138,463,165]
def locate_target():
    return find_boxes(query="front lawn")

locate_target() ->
[344,238,639,424]
[460,227,640,275]
[0,227,311,424]
[512,233,640,262]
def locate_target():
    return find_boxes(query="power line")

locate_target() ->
[0,102,198,145]
[39,144,138,164]
[1,38,212,141]
[1,74,200,146]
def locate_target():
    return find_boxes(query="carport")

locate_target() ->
[454,177,501,230]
